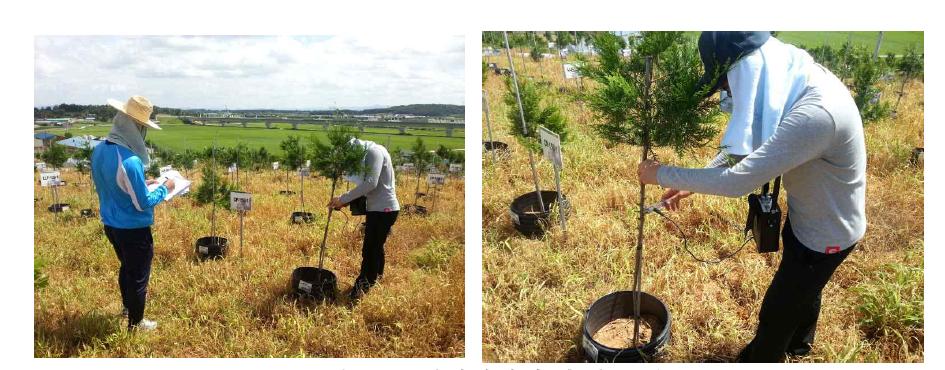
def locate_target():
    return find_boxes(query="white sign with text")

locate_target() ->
[40,171,61,187]
[427,173,446,186]
[230,191,252,212]
[539,126,563,169]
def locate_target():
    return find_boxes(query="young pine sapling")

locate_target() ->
[578,31,720,345]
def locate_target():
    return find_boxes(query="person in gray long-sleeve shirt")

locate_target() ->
[328,138,400,301]
[638,32,867,362]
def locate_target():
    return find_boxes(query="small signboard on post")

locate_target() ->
[449,163,463,173]
[35,162,46,171]
[230,191,252,212]
[539,126,567,235]
[272,162,280,170]
[539,126,564,169]
[160,165,173,175]
[40,171,61,187]
[299,167,311,177]
[563,63,580,79]
[402,163,415,172]
[228,163,237,174]
[427,173,446,186]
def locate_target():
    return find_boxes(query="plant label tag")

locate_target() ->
[402,163,415,171]
[427,173,446,185]
[539,126,563,169]
[298,280,312,293]
[272,162,279,170]
[230,191,252,212]
[35,162,46,171]
[305,160,311,168]
[193,159,199,166]
[299,167,311,177]
[509,208,520,225]
[228,164,237,173]
[160,165,173,175]
[40,171,61,187]
[563,63,580,79]
[198,245,209,254]
[449,163,463,173]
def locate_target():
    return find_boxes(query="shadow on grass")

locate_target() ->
[35,310,122,357]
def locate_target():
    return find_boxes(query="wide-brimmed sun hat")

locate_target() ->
[107,95,161,130]
[695,31,771,99]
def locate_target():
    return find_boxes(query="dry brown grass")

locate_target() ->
[34,168,465,357]
[482,51,924,363]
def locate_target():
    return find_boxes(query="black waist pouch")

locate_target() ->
[745,176,782,253]
[349,196,367,216]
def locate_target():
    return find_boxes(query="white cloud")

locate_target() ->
[34,35,465,109]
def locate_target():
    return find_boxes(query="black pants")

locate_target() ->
[738,219,855,362]
[355,211,399,291]
[103,225,154,328]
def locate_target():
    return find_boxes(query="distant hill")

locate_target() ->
[361,104,464,117]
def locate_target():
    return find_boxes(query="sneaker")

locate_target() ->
[130,319,158,332]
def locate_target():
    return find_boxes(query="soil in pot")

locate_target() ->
[592,315,661,349]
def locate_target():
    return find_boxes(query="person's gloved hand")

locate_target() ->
[660,188,693,211]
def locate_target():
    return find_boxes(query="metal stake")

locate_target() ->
[483,90,497,162]
[631,57,654,347]
[318,178,338,269]
[504,31,546,213]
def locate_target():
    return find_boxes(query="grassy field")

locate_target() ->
[36,116,465,154]
[34,167,465,357]
[481,50,924,362]
[677,32,923,55]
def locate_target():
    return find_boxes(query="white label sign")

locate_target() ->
[299,167,311,177]
[160,165,173,175]
[563,63,580,79]
[40,171,60,187]
[198,245,209,254]
[402,163,415,171]
[298,280,312,293]
[539,126,563,169]
[427,173,446,186]
[230,191,252,212]
[228,163,237,173]
[305,159,311,168]
[272,162,280,170]
[449,163,463,173]
[35,162,46,171]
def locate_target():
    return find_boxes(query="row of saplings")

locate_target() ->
[485,32,736,362]
[38,128,453,303]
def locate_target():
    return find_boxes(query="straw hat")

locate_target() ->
[107,96,161,130]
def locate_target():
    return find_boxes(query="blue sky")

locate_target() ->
[35,35,465,110]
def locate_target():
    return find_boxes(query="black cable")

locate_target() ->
[649,207,752,264]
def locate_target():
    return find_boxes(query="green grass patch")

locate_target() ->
[410,239,460,270]
[36,116,463,154]
[853,263,924,339]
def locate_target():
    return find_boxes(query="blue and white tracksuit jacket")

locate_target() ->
[91,141,167,229]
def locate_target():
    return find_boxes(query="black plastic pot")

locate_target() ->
[291,266,337,301]
[509,190,570,237]
[911,147,924,167]
[279,190,296,195]
[483,141,508,151]
[403,204,428,216]
[80,208,95,218]
[195,236,228,260]
[48,203,70,213]
[291,211,314,224]
[581,291,671,363]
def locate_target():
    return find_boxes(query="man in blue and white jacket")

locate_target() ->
[92,96,175,331]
